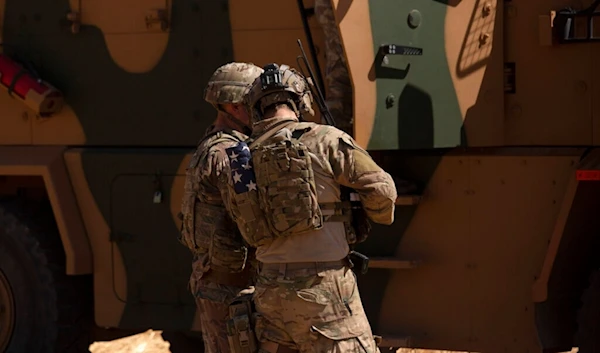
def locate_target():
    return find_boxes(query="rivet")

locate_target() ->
[482,2,492,17]
[479,33,490,46]
[385,94,396,109]
[407,10,422,29]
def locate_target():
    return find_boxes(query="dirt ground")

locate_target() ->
[87,330,581,353]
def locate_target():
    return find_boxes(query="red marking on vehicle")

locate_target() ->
[576,170,600,181]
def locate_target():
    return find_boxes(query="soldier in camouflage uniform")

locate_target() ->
[314,0,353,135]
[219,63,398,353]
[179,62,263,353]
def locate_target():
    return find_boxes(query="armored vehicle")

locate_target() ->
[0,0,597,352]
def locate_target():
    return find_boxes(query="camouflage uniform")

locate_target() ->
[314,0,353,136]
[179,62,263,353]
[222,64,398,353]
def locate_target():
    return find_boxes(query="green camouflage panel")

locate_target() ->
[181,129,250,274]
[314,0,354,136]
[251,122,324,237]
[366,0,462,150]
[254,261,380,352]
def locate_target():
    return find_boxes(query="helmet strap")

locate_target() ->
[225,112,252,135]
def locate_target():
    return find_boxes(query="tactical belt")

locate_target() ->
[201,268,253,288]
[259,259,348,272]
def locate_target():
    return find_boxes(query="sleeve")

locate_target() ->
[327,130,398,225]
[197,145,234,208]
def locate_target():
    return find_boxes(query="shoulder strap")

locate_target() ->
[248,121,297,149]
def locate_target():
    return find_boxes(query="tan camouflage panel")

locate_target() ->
[251,125,324,237]
[251,116,397,226]
[314,0,353,136]
[63,150,127,326]
[67,0,172,74]
[254,261,380,352]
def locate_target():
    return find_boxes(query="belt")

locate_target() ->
[259,259,348,272]
[201,267,253,288]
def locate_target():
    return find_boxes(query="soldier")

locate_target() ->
[179,62,263,353]
[221,63,398,353]
[314,0,353,135]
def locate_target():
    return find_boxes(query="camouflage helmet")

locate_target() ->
[204,62,264,110]
[245,63,315,122]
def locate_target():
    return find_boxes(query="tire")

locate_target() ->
[0,198,93,352]
[575,269,600,353]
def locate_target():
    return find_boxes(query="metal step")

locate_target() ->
[395,194,422,206]
[368,257,421,269]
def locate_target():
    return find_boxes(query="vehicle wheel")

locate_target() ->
[0,198,93,352]
[575,269,600,353]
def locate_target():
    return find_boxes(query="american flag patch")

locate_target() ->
[226,141,257,194]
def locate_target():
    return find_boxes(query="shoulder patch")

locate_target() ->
[190,131,244,170]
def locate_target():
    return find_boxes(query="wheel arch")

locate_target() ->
[0,146,92,275]
[533,149,600,351]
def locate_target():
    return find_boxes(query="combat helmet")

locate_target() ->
[245,63,315,123]
[204,62,264,128]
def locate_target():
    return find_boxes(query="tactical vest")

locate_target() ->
[180,130,249,273]
[225,121,352,248]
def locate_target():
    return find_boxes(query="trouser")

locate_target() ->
[192,275,254,353]
[253,260,380,353]
[197,296,233,353]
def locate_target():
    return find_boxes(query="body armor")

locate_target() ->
[181,130,250,273]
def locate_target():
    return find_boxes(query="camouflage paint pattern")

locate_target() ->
[1,0,599,352]
[2,0,237,331]
[328,1,594,351]
[254,262,380,353]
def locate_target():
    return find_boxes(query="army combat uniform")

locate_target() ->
[222,64,398,353]
[179,62,263,353]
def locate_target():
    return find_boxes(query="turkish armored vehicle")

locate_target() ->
[0,0,597,352]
